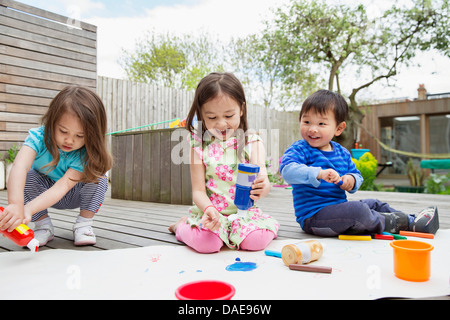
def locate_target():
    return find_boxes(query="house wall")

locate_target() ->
[359,96,450,172]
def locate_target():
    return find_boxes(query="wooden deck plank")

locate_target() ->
[1,187,449,252]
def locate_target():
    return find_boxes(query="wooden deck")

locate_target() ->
[1,186,449,252]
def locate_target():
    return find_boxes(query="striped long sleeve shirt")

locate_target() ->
[280,139,363,228]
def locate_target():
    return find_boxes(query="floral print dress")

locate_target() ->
[186,132,279,249]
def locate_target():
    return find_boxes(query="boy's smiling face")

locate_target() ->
[300,108,346,151]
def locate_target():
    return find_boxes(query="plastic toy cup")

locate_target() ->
[234,164,260,217]
[175,280,235,300]
[390,240,434,282]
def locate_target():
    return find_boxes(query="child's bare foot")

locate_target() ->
[169,217,187,234]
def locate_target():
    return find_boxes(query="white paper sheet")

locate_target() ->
[1,230,449,300]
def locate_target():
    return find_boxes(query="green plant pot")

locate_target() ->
[394,185,425,193]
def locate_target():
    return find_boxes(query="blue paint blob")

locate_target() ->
[226,261,258,272]
[235,257,241,261]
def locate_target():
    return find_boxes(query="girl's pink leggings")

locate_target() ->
[175,222,275,253]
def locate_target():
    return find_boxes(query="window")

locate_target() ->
[429,114,450,154]
[380,116,420,173]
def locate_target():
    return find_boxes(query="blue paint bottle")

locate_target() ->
[234,163,260,218]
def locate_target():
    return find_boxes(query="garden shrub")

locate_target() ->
[352,152,378,191]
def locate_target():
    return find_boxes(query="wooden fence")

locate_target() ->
[98,76,300,170]
[0,0,299,170]
[0,0,97,155]
[111,128,192,204]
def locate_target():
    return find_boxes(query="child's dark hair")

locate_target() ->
[186,72,249,160]
[299,89,349,124]
[41,85,113,183]
[186,72,248,136]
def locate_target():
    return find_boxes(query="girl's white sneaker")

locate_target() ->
[73,221,96,246]
[34,224,54,246]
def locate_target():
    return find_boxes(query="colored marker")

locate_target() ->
[338,235,371,241]
[264,250,282,258]
[383,232,407,240]
[373,234,394,240]
[289,264,332,274]
[399,230,434,239]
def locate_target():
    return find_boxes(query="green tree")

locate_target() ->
[121,32,187,87]
[259,0,449,149]
[120,31,226,90]
[230,32,321,110]
[179,33,226,90]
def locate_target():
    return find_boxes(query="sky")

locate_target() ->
[16,0,450,104]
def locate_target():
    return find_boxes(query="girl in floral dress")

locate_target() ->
[169,72,279,253]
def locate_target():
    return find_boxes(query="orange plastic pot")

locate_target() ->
[390,240,433,282]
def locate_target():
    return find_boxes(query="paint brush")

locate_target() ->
[289,264,332,274]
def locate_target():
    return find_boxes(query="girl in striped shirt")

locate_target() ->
[0,86,113,247]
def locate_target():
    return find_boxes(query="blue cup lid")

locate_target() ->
[238,163,260,173]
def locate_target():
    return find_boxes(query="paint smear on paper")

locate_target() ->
[226,261,258,272]
[178,269,202,274]
[150,254,161,262]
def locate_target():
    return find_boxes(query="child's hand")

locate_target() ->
[201,206,221,232]
[338,174,356,191]
[0,204,26,232]
[318,169,340,184]
[250,175,270,201]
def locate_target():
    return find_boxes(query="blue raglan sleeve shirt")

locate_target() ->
[24,126,86,182]
[280,139,363,228]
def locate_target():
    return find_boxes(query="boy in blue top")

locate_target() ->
[280,90,439,236]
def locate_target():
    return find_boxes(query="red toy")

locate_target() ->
[0,206,39,252]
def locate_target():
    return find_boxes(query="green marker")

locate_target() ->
[383,232,407,240]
